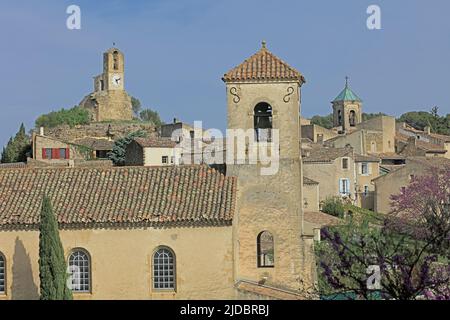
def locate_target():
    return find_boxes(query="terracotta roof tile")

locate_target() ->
[222,44,305,83]
[396,134,446,153]
[303,147,352,163]
[134,137,178,148]
[304,211,342,227]
[354,154,380,163]
[0,166,236,228]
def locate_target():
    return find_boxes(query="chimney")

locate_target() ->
[424,126,431,135]
[39,127,45,136]
[173,118,178,124]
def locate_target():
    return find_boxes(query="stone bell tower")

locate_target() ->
[103,48,125,91]
[332,77,363,132]
[79,47,133,122]
[223,42,313,295]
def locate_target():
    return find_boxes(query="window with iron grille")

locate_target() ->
[153,248,175,290]
[68,250,91,293]
[0,253,5,294]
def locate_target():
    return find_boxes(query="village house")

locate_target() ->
[395,122,450,159]
[373,157,450,214]
[125,138,181,166]
[302,146,356,205]
[302,146,380,210]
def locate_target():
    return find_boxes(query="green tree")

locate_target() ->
[140,108,163,127]
[310,114,334,129]
[321,197,345,218]
[39,196,73,300]
[35,106,90,129]
[1,123,31,163]
[108,130,147,166]
[131,96,142,117]
[362,112,388,122]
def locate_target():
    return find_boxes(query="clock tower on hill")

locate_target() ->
[79,47,133,122]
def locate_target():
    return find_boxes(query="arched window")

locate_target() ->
[349,110,356,127]
[337,110,342,126]
[257,231,274,268]
[371,141,377,153]
[0,252,5,294]
[113,51,119,70]
[254,103,273,142]
[68,249,91,293]
[153,247,176,290]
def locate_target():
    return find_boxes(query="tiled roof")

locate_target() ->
[134,138,178,148]
[429,132,450,143]
[74,137,114,151]
[0,166,236,228]
[222,43,305,83]
[375,152,406,160]
[303,147,352,163]
[304,211,342,227]
[354,154,380,163]
[303,176,319,185]
[396,134,446,153]
[0,162,27,169]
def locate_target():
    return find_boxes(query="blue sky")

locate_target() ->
[1,0,450,148]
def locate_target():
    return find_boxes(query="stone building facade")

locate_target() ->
[373,157,450,214]
[125,138,182,166]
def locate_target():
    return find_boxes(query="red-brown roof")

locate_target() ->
[134,137,178,148]
[222,43,305,83]
[0,166,236,228]
[304,211,342,227]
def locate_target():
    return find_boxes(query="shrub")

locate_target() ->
[321,197,345,218]
[35,106,90,128]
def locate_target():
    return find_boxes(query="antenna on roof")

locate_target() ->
[345,76,349,87]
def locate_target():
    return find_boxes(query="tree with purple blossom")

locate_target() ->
[316,167,450,300]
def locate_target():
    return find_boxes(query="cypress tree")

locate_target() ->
[39,196,73,300]
[0,124,31,163]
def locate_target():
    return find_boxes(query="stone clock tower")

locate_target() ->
[223,42,315,297]
[80,47,133,122]
[103,48,125,91]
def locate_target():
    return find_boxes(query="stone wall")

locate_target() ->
[40,122,158,145]
[303,183,320,212]
[0,225,235,300]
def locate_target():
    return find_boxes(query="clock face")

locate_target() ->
[111,74,122,87]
